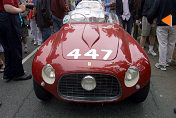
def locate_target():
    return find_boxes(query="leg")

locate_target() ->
[166,26,176,63]
[157,26,169,66]
[141,16,151,48]
[52,15,63,33]
[41,28,52,42]
[127,16,133,35]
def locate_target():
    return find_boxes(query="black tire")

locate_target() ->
[131,81,150,103]
[33,80,52,101]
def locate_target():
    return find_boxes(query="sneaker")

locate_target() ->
[34,40,37,45]
[24,47,28,53]
[155,63,166,71]
[13,73,32,81]
[38,41,42,46]
[148,50,157,56]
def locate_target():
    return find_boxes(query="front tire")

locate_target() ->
[33,80,52,101]
[131,81,150,103]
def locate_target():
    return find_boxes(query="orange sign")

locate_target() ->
[162,14,172,26]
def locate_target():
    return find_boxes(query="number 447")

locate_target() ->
[67,49,112,60]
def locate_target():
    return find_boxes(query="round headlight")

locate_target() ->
[81,75,96,91]
[124,66,139,87]
[42,64,55,84]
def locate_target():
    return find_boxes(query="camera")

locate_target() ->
[25,3,34,9]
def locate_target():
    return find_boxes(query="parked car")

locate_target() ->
[32,1,151,103]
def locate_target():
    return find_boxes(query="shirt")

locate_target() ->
[0,0,4,11]
[122,0,131,21]
[3,0,18,8]
[51,0,68,19]
[0,0,18,11]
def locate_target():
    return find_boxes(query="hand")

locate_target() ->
[19,4,26,13]
[151,23,155,27]
[136,20,139,25]
[50,25,53,29]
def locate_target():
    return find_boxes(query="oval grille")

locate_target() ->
[58,73,121,102]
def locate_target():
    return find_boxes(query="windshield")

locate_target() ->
[64,10,119,25]
[76,1,102,9]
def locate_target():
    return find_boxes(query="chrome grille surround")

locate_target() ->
[58,73,122,102]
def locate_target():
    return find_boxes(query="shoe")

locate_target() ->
[13,73,32,81]
[24,47,28,54]
[34,40,37,45]
[38,41,42,46]
[2,75,13,82]
[148,50,157,56]
[155,63,166,71]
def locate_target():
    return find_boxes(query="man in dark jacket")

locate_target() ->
[147,0,176,71]
[51,0,68,33]
[36,0,53,42]
[116,0,135,35]
[136,0,157,56]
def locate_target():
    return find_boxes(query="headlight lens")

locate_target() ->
[124,66,139,87]
[81,75,96,91]
[42,64,55,84]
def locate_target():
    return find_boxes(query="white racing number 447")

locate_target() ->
[67,49,112,60]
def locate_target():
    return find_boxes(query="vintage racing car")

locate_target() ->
[32,1,151,103]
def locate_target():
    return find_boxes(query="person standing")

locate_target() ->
[0,0,32,81]
[116,0,135,35]
[147,0,176,71]
[28,0,42,46]
[36,0,53,42]
[136,0,157,56]
[51,0,68,33]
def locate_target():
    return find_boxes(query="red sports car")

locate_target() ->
[32,1,151,103]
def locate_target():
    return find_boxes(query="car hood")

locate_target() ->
[61,23,121,61]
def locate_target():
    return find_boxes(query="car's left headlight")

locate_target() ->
[42,64,55,84]
[124,66,139,87]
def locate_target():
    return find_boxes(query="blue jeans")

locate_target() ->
[40,28,52,42]
[52,15,63,33]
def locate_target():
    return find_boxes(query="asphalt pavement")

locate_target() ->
[0,32,176,118]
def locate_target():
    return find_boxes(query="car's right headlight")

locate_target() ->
[124,66,139,87]
[42,64,55,84]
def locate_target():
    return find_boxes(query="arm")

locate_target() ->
[4,4,26,14]
[147,0,159,24]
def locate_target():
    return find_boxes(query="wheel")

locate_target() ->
[131,81,150,103]
[33,80,52,101]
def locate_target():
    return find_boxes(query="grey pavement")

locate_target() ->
[0,34,176,118]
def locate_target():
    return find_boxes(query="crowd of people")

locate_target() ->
[0,0,175,78]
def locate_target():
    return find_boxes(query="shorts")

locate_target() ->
[142,16,156,36]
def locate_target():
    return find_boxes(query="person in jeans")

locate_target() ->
[136,0,157,56]
[147,0,176,71]
[0,0,32,81]
[51,0,68,33]
[36,0,53,42]
[116,0,135,35]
